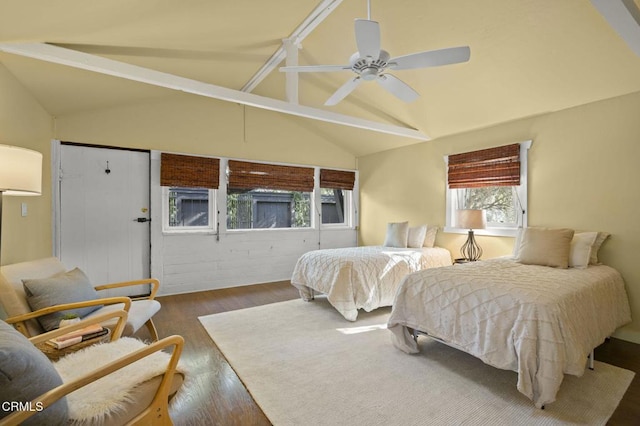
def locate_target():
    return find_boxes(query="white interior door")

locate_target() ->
[59,144,151,297]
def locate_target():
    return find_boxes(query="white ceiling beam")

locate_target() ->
[590,0,640,57]
[0,42,428,141]
[241,0,344,93]
[283,38,299,104]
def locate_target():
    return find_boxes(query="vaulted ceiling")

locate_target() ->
[1,0,640,156]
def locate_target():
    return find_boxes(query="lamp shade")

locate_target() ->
[0,144,42,195]
[456,209,486,230]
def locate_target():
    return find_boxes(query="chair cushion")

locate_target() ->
[0,320,69,425]
[53,337,182,424]
[23,268,103,332]
[85,299,161,336]
[0,302,7,321]
[1,257,68,336]
[0,276,18,321]
[96,371,184,425]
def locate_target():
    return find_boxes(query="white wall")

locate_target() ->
[149,151,357,295]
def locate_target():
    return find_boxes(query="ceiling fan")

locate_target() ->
[279,0,470,106]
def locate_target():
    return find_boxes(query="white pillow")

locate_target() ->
[569,232,598,269]
[590,232,610,265]
[407,225,427,248]
[423,225,438,248]
[384,222,409,248]
[512,227,524,256]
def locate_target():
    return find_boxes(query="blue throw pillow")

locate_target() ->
[0,320,68,425]
[23,268,103,331]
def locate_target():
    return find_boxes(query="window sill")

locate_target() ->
[444,226,519,238]
[226,227,314,233]
[320,224,355,230]
[162,229,218,236]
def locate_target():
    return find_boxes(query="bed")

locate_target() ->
[387,256,632,408]
[291,245,452,321]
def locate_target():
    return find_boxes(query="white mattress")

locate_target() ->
[291,245,452,321]
[387,257,632,408]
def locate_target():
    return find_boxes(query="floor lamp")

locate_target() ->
[0,144,43,266]
[456,209,486,261]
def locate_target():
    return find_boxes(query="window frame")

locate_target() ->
[318,168,357,230]
[319,188,354,229]
[162,186,217,234]
[444,140,532,237]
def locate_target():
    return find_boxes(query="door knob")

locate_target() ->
[134,217,151,223]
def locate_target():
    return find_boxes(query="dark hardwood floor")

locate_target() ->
[137,281,299,426]
[131,281,640,425]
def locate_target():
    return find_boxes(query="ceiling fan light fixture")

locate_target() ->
[360,67,379,80]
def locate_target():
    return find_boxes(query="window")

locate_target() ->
[164,187,216,230]
[445,140,531,236]
[227,190,311,229]
[226,160,313,230]
[161,153,219,232]
[320,169,355,226]
[320,189,349,224]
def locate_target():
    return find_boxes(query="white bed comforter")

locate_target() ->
[387,258,632,408]
[291,246,452,321]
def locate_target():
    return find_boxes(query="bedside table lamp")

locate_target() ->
[0,144,43,265]
[456,209,486,261]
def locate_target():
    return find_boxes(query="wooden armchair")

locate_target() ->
[0,310,184,425]
[0,257,161,341]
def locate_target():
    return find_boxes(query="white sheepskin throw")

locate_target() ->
[53,337,179,424]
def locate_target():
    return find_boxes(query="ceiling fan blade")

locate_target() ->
[354,19,381,59]
[279,64,350,73]
[376,74,420,103]
[325,77,362,106]
[389,46,470,70]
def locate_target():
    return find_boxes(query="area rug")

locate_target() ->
[199,297,634,426]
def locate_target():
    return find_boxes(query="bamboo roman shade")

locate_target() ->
[228,160,314,192]
[448,143,520,189]
[320,169,356,190]
[161,153,220,189]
